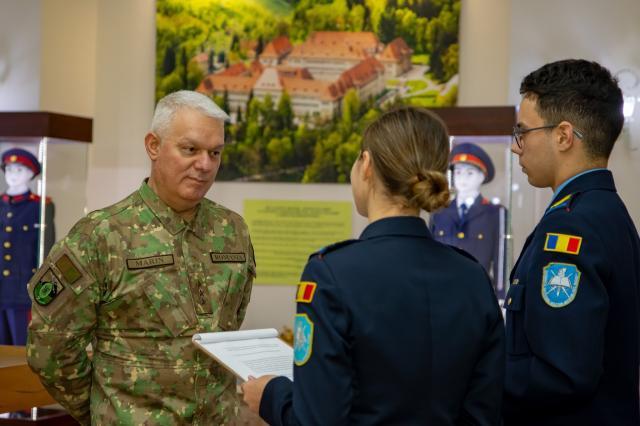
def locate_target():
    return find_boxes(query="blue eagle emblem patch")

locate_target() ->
[541,262,581,308]
[294,313,314,366]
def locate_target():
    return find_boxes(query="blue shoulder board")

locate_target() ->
[309,239,359,259]
[546,192,580,216]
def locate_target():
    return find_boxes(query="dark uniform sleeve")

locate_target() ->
[504,211,609,414]
[27,221,101,426]
[461,289,505,425]
[260,255,352,426]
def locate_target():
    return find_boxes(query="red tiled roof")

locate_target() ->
[378,37,413,62]
[340,57,384,87]
[261,36,293,58]
[196,74,257,95]
[287,31,381,61]
[217,62,249,77]
[281,77,342,102]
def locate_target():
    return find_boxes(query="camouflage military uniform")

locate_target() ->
[26,181,256,425]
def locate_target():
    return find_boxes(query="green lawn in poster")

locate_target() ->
[244,199,352,285]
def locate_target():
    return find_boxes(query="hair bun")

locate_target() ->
[408,170,450,212]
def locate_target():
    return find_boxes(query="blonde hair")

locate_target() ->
[362,106,450,212]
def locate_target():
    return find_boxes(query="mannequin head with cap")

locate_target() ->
[450,143,494,208]
[1,148,41,196]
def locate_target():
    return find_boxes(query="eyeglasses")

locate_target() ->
[512,124,584,149]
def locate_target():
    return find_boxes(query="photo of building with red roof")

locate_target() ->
[196,31,412,121]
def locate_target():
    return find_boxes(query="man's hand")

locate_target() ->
[241,375,276,414]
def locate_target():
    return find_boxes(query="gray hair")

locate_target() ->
[150,90,230,137]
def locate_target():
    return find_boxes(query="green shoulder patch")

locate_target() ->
[33,269,64,306]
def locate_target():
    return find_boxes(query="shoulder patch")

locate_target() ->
[33,269,65,306]
[541,262,581,308]
[293,313,314,366]
[296,281,317,303]
[309,239,359,259]
[544,233,582,255]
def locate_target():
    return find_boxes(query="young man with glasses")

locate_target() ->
[504,59,640,425]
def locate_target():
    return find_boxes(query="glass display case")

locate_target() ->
[427,106,539,303]
[0,112,91,346]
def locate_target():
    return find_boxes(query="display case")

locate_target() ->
[0,112,91,348]
[0,112,92,264]
[426,106,538,302]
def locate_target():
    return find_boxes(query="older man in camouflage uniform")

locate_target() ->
[26,91,256,425]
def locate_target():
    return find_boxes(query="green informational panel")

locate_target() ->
[244,199,352,285]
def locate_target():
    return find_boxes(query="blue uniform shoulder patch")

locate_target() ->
[541,262,581,308]
[310,239,359,259]
[293,313,314,366]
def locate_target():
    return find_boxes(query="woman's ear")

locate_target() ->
[144,132,161,160]
[360,150,373,181]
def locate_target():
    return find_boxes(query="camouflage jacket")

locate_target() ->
[26,181,256,425]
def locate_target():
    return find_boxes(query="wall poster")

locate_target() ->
[244,199,352,285]
[156,0,461,183]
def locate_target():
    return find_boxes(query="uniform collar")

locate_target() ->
[360,216,432,240]
[550,168,615,207]
[1,190,32,205]
[138,180,206,239]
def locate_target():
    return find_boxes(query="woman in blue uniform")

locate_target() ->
[242,107,505,425]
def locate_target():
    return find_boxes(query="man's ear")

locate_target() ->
[144,132,161,160]
[556,121,576,153]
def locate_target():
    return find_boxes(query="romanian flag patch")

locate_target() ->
[296,281,317,303]
[544,233,582,255]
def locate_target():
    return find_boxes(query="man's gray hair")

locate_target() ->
[150,90,230,137]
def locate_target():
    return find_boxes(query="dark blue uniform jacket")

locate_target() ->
[503,170,640,425]
[0,191,55,308]
[430,195,506,298]
[260,216,505,425]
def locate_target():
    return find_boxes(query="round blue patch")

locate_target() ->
[541,262,581,308]
[293,313,314,366]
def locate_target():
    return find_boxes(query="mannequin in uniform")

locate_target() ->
[430,143,506,298]
[0,148,55,345]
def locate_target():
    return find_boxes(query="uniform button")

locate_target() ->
[507,297,512,305]
[4,254,10,261]
[3,270,9,277]
[478,233,484,240]
[5,226,12,232]
[23,225,29,231]
[438,230,444,236]
[3,242,10,248]
[6,212,12,218]
[32,268,36,273]
[457,232,465,239]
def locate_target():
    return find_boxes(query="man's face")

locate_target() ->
[512,97,557,188]
[4,163,34,189]
[149,108,225,211]
[453,163,484,194]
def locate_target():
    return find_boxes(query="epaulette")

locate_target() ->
[309,239,359,260]
[29,193,53,204]
[546,192,581,216]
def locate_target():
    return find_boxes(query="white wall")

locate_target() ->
[0,0,42,110]
[508,0,640,227]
